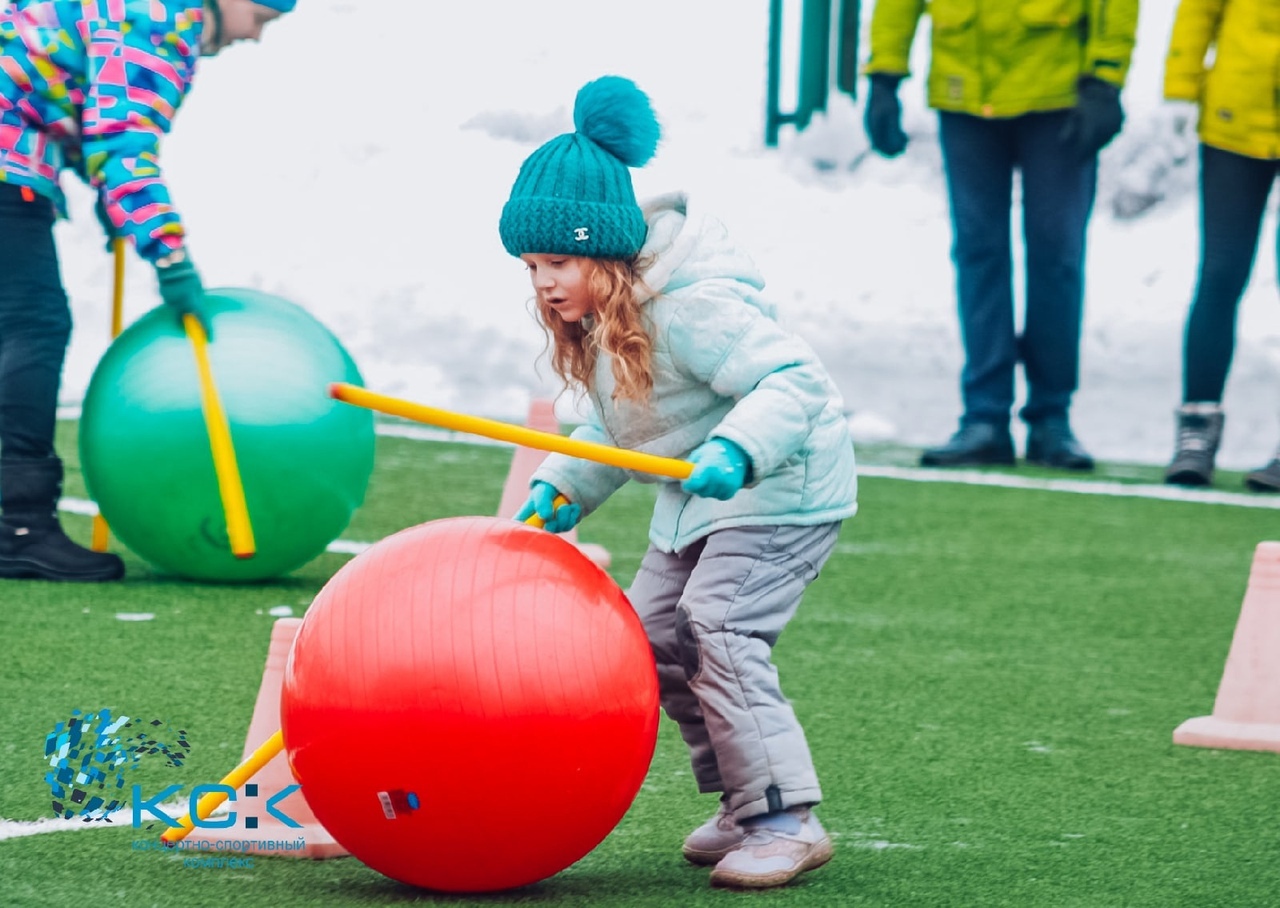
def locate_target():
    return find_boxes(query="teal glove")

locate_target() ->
[515,481,582,534]
[682,438,752,501]
[94,196,119,252]
[156,252,212,339]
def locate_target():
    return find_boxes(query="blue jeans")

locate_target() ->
[1182,144,1280,404]
[0,182,71,459]
[938,110,1098,428]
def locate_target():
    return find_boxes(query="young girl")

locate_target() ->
[0,0,295,582]
[506,76,858,890]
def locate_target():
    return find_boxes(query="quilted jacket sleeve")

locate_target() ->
[531,413,632,519]
[667,283,839,484]
[863,0,927,77]
[82,1,201,262]
[1163,0,1226,101]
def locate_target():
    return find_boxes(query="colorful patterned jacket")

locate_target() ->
[0,0,204,262]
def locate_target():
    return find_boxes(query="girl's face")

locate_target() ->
[522,254,594,323]
[204,1,283,55]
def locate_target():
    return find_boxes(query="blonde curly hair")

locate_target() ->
[534,257,655,403]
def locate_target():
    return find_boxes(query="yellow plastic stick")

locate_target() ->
[90,239,128,552]
[110,237,125,336]
[329,383,694,480]
[186,314,255,558]
[160,730,284,846]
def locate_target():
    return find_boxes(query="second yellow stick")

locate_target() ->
[329,383,694,480]
[186,314,255,559]
[160,730,284,846]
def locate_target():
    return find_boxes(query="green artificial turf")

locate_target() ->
[1,421,1278,907]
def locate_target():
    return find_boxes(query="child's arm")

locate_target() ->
[671,288,842,486]
[530,414,631,519]
[81,4,201,264]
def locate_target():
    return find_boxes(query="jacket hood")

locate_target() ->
[636,192,772,316]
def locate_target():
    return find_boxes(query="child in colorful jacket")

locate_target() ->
[0,0,295,583]
[1161,0,1280,490]
[506,77,858,890]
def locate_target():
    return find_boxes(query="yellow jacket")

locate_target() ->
[1165,0,1280,160]
[865,0,1138,119]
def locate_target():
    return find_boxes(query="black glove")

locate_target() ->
[864,74,908,158]
[1059,76,1124,161]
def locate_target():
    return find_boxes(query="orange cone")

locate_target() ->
[183,618,348,857]
[498,398,612,569]
[1174,541,1280,753]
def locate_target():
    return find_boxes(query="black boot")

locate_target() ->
[1025,418,1095,471]
[1245,447,1280,493]
[919,422,1015,467]
[1164,403,1224,486]
[0,456,124,582]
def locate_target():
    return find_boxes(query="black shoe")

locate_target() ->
[0,519,125,581]
[1026,419,1094,471]
[1245,459,1280,493]
[920,423,1015,467]
[0,455,125,581]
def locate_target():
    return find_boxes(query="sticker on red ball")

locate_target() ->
[377,789,420,819]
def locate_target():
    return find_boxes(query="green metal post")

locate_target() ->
[837,0,861,99]
[793,0,831,133]
[764,0,861,147]
[766,0,784,146]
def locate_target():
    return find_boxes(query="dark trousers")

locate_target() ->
[938,110,1098,427]
[1182,144,1280,404]
[0,182,71,460]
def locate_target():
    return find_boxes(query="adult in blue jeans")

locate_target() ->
[1161,0,1280,491]
[863,0,1138,470]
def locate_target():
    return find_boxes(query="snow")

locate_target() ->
[52,1,1280,469]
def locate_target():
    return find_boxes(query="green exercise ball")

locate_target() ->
[79,288,375,582]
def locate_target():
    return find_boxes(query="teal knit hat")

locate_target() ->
[499,76,661,259]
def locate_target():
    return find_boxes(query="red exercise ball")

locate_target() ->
[280,516,660,892]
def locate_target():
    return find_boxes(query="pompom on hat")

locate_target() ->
[499,76,661,259]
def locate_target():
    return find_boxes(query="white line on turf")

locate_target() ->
[0,802,190,843]
[856,464,1280,510]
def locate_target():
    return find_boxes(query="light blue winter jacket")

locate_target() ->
[531,192,858,554]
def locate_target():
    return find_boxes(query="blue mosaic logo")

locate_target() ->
[44,708,191,822]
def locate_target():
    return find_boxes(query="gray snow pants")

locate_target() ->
[626,521,841,821]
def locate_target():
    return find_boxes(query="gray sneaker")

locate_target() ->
[709,807,833,889]
[682,801,746,865]
[1246,458,1280,493]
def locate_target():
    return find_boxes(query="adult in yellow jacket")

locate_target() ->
[864,0,1139,471]
[1160,0,1280,491]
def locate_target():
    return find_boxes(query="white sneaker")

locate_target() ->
[709,808,833,889]
[682,801,746,865]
